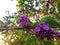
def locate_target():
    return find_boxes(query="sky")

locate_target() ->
[0,0,17,21]
[0,0,17,45]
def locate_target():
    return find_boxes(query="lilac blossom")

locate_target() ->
[18,15,30,28]
[34,22,55,40]
[2,24,8,28]
[55,32,60,38]
[48,0,53,4]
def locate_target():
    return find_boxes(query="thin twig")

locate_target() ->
[0,26,60,31]
[0,27,23,30]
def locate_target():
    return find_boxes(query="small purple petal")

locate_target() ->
[34,26,40,33]
[40,22,49,30]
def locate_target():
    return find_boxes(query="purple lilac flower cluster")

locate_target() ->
[34,22,55,41]
[18,15,30,28]
[18,15,31,35]
[2,24,8,28]
[48,0,53,4]
[45,0,53,12]
[19,9,26,13]
[55,32,60,38]
[45,2,49,12]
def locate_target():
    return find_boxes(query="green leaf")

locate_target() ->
[57,1,60,13]
[43,41,54,45]
[39,40,54,45]
[40,16,60,27]
[0,21,3,28]
[30,22,40,27]
[24,35,36,45]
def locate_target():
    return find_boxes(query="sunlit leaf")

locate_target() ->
[40,16,60,27]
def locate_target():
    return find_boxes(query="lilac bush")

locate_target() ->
[1,0,60,45]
